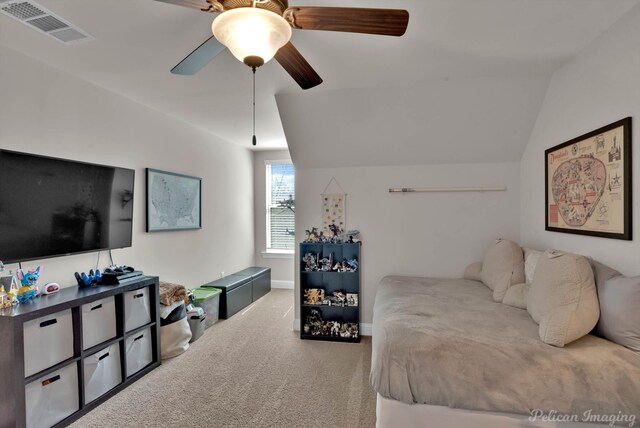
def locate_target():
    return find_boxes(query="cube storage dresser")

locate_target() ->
[0,276,161,428]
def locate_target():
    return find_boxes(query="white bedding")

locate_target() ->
[376,395,616,428]
[370,276,640,424]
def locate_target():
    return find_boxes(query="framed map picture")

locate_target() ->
[545,117,631,240]
[146,168,202,232]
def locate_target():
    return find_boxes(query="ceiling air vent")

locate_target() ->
[0,0,94,44]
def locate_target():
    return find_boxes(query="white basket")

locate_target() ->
[124,288,151,332]
[82,296,117,350]
[25,362,79,428]
[83,342,122,404]
[161,317,191,359]
[125,327,153,377]
[23,309,74,377]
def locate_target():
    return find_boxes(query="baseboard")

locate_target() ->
[361,323,372,336]
[272,280,294,289]
[293,319,372,336]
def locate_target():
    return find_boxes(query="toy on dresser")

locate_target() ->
[0,261,13,308]
[15,266,41,303]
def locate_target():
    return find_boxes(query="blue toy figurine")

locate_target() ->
[15,266,41,303]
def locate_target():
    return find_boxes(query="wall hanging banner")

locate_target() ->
[322,194,346,236]
[321,177,347,236]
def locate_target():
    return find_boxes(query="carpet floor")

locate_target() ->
[71,289,376,428]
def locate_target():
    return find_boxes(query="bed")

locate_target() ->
[370,275,640,427]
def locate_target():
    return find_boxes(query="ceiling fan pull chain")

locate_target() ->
[252,66,257,146]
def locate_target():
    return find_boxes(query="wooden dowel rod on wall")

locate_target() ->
[388,187,507,193]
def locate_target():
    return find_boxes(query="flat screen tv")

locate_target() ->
[0,150,135,263]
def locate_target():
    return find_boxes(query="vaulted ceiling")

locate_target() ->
[1,0,638,166]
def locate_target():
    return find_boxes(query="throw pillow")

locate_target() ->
[502,283,528,309]
[589,259,621,339]
[463,262,483,281]
[527,250,599,347]
[523,248,543,284]
[590,260,640,352]
[479,239,525,302]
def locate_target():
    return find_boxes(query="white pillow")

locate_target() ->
[502,283,528,309]
[463,262,483,281]
[527,250,599,347]
[479,239,525,302]
[523,248,543,284]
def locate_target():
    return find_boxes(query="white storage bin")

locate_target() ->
[125,327,153,377]
[82,296,117,350]
[23,309,74,377]
[83,342,122,404]
[25,362,79,428]
[124,287,151,332]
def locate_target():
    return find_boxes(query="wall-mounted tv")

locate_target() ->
[0,150,135,263]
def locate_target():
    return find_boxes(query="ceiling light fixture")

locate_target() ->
[212,5,292,70]
[211,3,292,146]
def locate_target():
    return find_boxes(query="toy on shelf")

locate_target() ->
[344,258,358,272]
[304,288,325,305]
[327,224,344,243]
[0,261,11,309]
[15,266,41,303]
[303,226,362,244]
[6,276,19,306]
[303,253,318,271]
[0,288,10,308]
[345,230,361,243]
[303,252,358,273]
[304,227,320,243]
[41,282,60,295]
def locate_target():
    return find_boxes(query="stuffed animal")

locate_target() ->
[15,266,41,303]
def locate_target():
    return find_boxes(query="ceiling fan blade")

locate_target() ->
[284,7,409,36]
[171,36,226,75]
[153,0,218,13]
[274,42,323,90]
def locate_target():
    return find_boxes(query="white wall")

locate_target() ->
[277,76,549,169]
[0,46,254,289]
[295,162,521,324]
[253,149,294,283]
[520,4,640,276]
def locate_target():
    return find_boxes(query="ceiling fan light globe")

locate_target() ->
[212,8,292,66]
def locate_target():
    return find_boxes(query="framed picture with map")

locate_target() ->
[146,168,202,232]
[545,117,631,240]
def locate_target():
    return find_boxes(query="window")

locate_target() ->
[266,160,295,252]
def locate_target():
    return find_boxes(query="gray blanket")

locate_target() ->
[370,275,640,419]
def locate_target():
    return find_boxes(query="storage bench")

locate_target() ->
[201,267,271,319]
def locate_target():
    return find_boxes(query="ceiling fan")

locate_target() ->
[155,0,410,89]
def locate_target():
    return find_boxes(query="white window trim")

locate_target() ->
[265,159,294,252]
[261,250,294,259]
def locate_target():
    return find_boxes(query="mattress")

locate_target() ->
[370,276,640,420]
